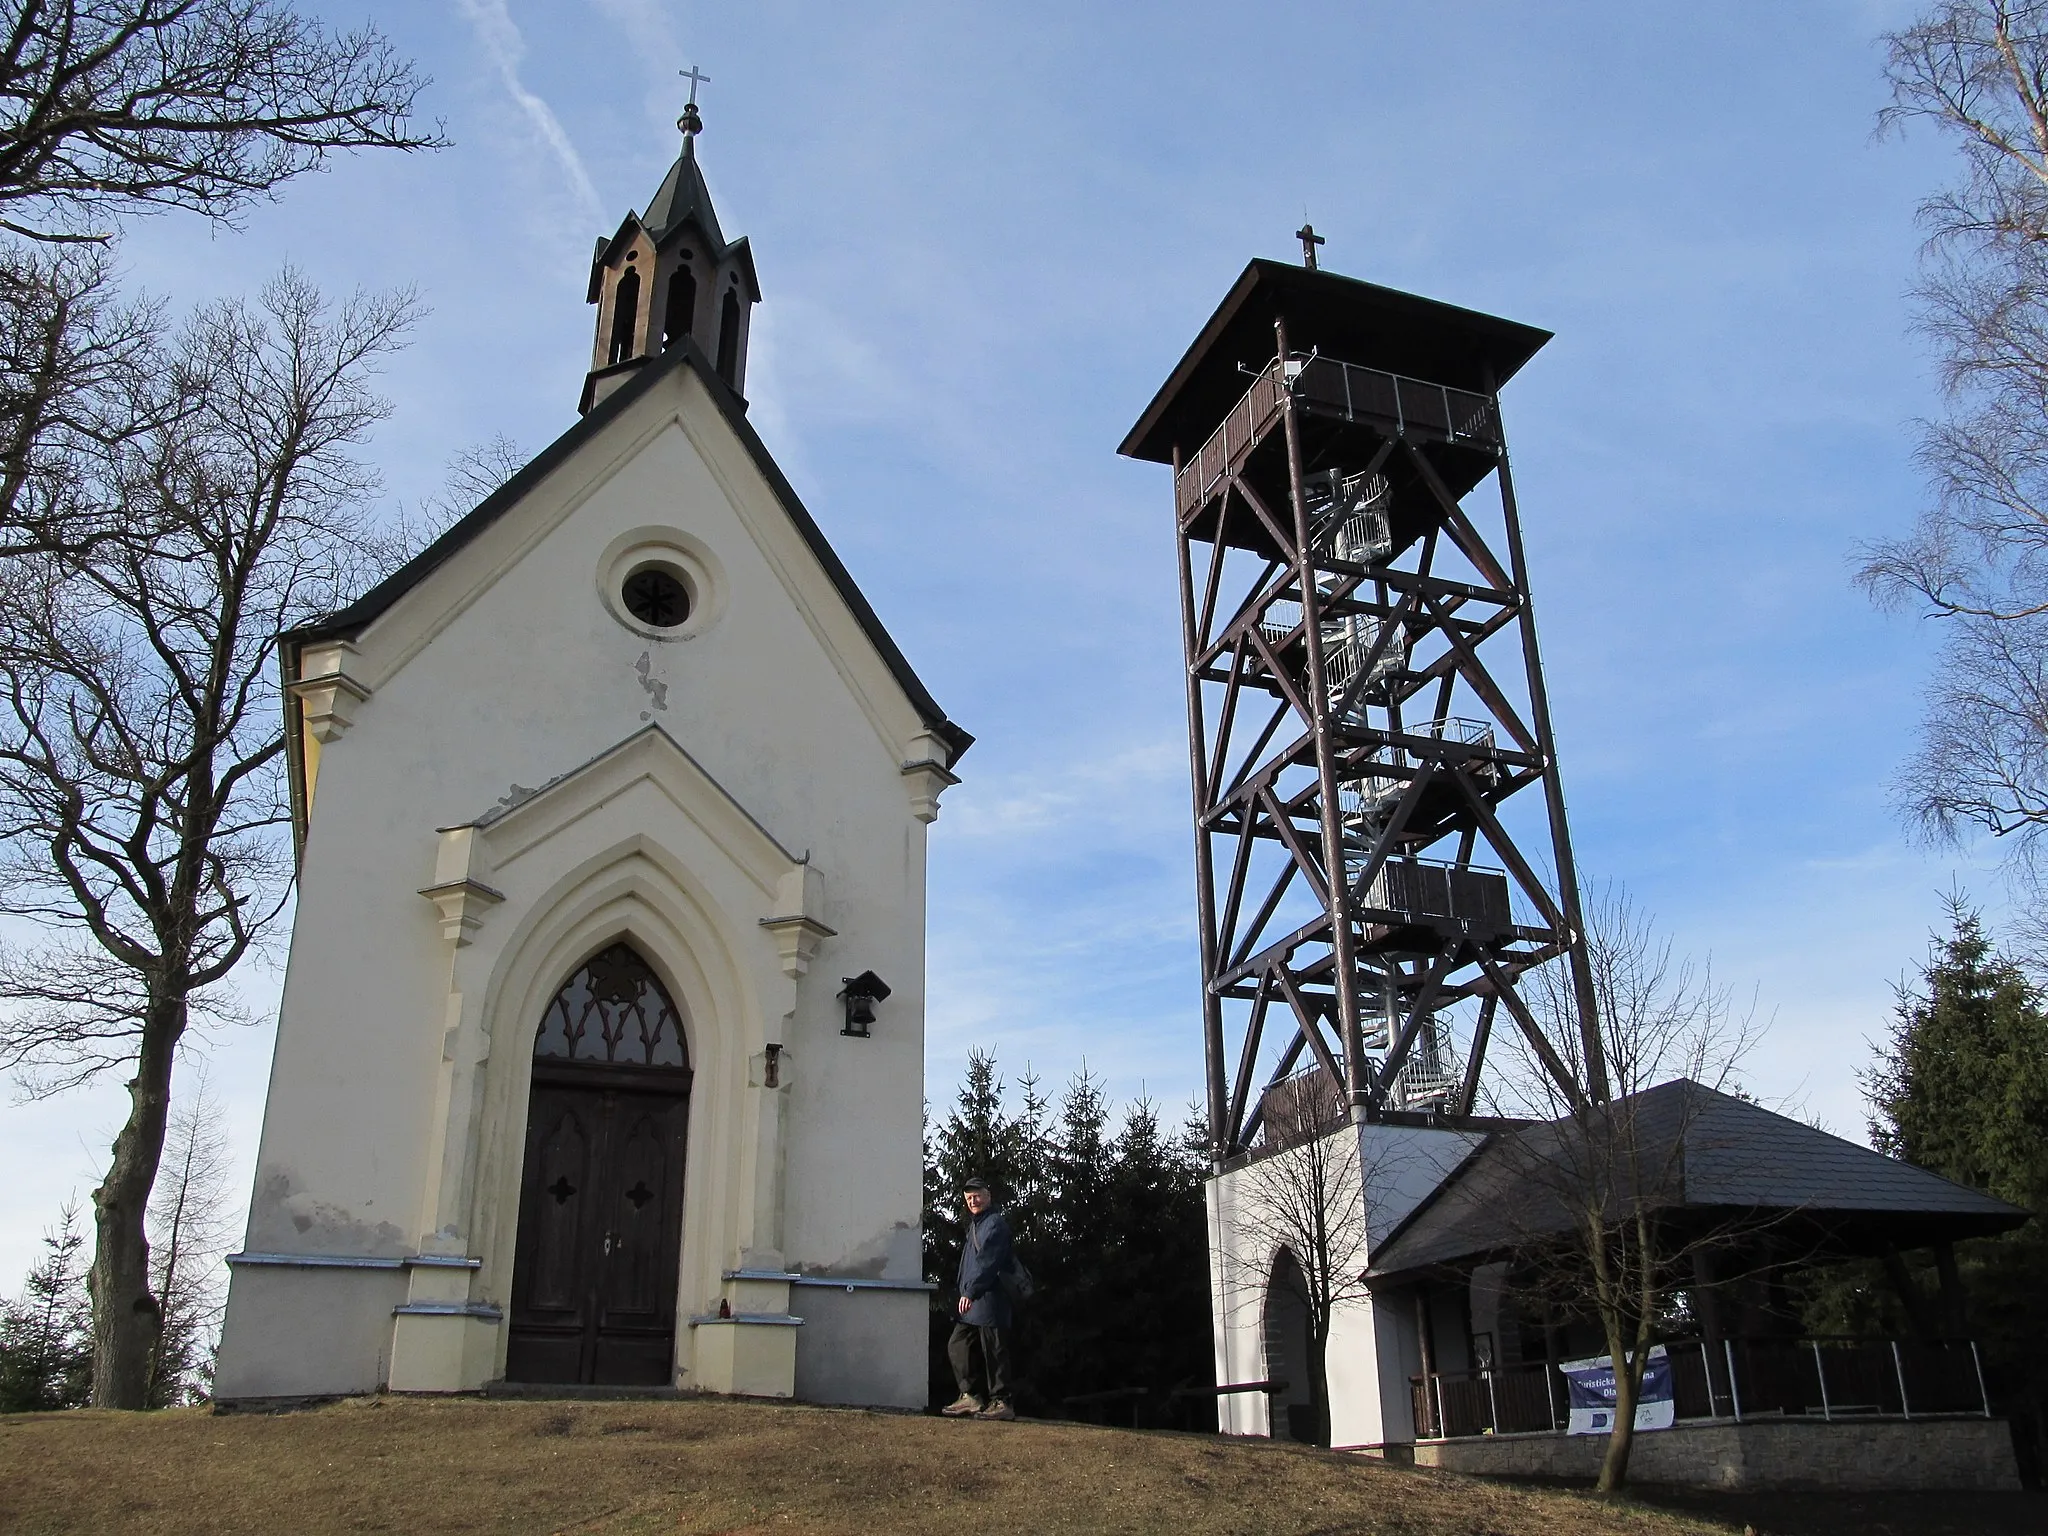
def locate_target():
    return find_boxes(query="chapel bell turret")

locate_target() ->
[579,74,760,415]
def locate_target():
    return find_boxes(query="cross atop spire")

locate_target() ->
[678,65,711,138]
[1297,222,1326,271]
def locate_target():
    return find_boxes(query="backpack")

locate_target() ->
[1001,1256,1037,1303]
[970,1211,1037,1304]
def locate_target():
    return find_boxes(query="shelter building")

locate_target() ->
[213,102,965,1407]
[1209,1080,2028,1489]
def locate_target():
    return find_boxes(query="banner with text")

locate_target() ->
[1558,1345,1674,1435]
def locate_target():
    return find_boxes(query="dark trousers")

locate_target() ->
[947,1321,1011,1403]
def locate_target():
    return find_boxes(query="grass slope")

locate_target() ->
[0,1395,1729,1536]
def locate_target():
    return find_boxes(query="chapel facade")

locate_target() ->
[213,105,967,1408]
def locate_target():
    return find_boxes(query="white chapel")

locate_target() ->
[212,100,969,1408]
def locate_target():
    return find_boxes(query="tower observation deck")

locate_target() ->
[1120,258,1606,1157]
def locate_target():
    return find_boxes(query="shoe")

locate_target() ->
[941,1394,984,1417]
[976,1400,1016,1421]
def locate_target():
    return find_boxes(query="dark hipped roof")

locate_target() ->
[289,337,971,762]
[1119,259,1553,466]
[1365,1080,2027,1282]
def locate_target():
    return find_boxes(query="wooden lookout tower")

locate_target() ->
[1119,256,1604,1158]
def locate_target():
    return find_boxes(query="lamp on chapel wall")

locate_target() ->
[838,971,891,1037]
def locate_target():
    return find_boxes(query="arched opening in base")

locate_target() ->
[1264,1247,1317,1443]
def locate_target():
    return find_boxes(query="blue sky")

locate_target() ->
[0,0,1998,1284]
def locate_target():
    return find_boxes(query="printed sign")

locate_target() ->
[1558,1345,1675,1435]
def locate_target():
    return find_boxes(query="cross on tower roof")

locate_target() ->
[1296,222,1326,271]
[678,64,710,137]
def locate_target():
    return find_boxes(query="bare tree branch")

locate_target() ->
[0,0,445,244]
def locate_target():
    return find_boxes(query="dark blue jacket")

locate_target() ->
[955,1207,1014,1328]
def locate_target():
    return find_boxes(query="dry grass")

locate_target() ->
[0,1394,1736,1536]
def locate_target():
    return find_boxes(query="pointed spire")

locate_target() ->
[643,64,723,247]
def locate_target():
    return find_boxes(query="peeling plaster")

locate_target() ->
[246,1170,408,1257]
[495,783,538,813]
[801,1221,921,1282]
[634,651,669,715]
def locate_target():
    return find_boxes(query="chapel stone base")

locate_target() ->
[386,1254,501,1393]
[1387,1417,2022,1491]
[688,1271,800,1398]
[689,1319,799,1397]
[387,1312,502,1393]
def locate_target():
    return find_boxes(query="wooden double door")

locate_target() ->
[506,1062,692,1385]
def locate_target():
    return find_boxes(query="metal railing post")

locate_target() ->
[1892,1340,1911,1420]
[1724,1338,1742,1423]
[1971,1340,1991,1419]
[1812,1340,1831,1422]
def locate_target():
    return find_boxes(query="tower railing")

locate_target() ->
[1175,355,1503,518]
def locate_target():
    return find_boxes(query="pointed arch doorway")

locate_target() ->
[1264,1248,1316,1443]
[507,942,693,1385]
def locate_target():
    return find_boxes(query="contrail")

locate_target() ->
[453,0,604,221]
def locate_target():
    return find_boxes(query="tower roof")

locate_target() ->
[1118,258,1552,466]
[642,136,726,250]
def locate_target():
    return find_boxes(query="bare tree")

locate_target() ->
[0,0,442,559]
[1221,1123,1373,1448]
[0,269,419,1406]
[1479,888,1765,1492]
[1859,3,2048,896]
[0,0,443,244]
[368,432,523,569]
[145,1066,232,1405]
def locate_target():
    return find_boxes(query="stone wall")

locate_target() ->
[1397,1417,2020,1491]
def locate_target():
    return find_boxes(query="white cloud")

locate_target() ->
[451,0,603,222]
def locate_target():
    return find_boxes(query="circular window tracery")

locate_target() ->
[621,563,691,628]
[597,527,724,640]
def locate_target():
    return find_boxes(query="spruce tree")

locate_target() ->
[1028,1069,1115,1408]
[922,1055,1218,1423]
[1858,901,2048,1478]
[1101,1096,1213,1424]
[0,1202,93,1412]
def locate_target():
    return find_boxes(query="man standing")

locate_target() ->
[942,1177,1016,1421]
